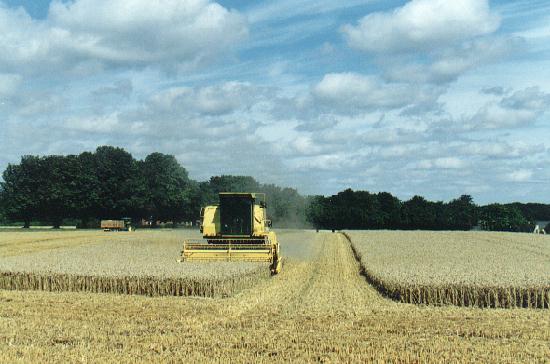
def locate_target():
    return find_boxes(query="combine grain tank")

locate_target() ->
[179,192,282,274]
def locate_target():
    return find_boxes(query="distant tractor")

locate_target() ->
[180,192,282,274]
[101,218,133,232]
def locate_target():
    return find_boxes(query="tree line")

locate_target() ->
[1,147,548,232]
[0,146,307,228]
[306,189,545,232]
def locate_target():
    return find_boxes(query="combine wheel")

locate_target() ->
[271,257,282,275]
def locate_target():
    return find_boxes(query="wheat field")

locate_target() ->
[0,229,269,297]
[0,230,548,362]
[345,230,550,308]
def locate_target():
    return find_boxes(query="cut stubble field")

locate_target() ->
[0,229,549,362]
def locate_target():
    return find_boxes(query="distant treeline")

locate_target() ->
[0,146,548,232]
[0,146,307,228]
[307,189,546,232]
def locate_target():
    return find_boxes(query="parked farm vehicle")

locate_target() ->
[179,192,282,274]
[101,218,133,231]
[533,225,546,234]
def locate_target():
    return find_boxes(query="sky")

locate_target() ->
[0,0,549,204]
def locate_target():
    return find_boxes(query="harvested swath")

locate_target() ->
[344,231,550,308]
[0,232,270,298]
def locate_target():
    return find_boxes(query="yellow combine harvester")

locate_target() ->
[180,192,282,274]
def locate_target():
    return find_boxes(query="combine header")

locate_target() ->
[180,193,282,274]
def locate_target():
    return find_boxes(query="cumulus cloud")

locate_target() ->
[0,0,247,73]
[63,113,121,133]
[342,0,500,53]
[313,72,441,112]
[91,79,133,99]
[10,92,65,118]
[481,86,505,96]
[432,86,550,132]
[457,141,545,159]
[472,105,537,129]
[500,86,550,110]
[504,169,533,182]
[150,81,270,116]
[361,127,426,145]
[378,144,420,158]
[471,87,550,129]
[295,115,338,132]
[290,153,359,171]
[380,35,522,85]
[409,157,467,170]
[314,73,411,109]
[98,80,285,153]
[340,0,518,88]
[288,135,325,156]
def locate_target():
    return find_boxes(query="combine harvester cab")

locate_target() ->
[180,193,282,274]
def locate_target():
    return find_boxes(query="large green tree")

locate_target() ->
[479,204,532,232]
[37,155,82,228]
[377,192,402,229]
[141,153,193,225]
[73,152,101,227]
[1,156,43,228]
[93,146,144,220]
[505,202,550,221]
[208,175,260,196]
[305,195,326,229]
[401,195,437,229]
[447,195,478,230]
